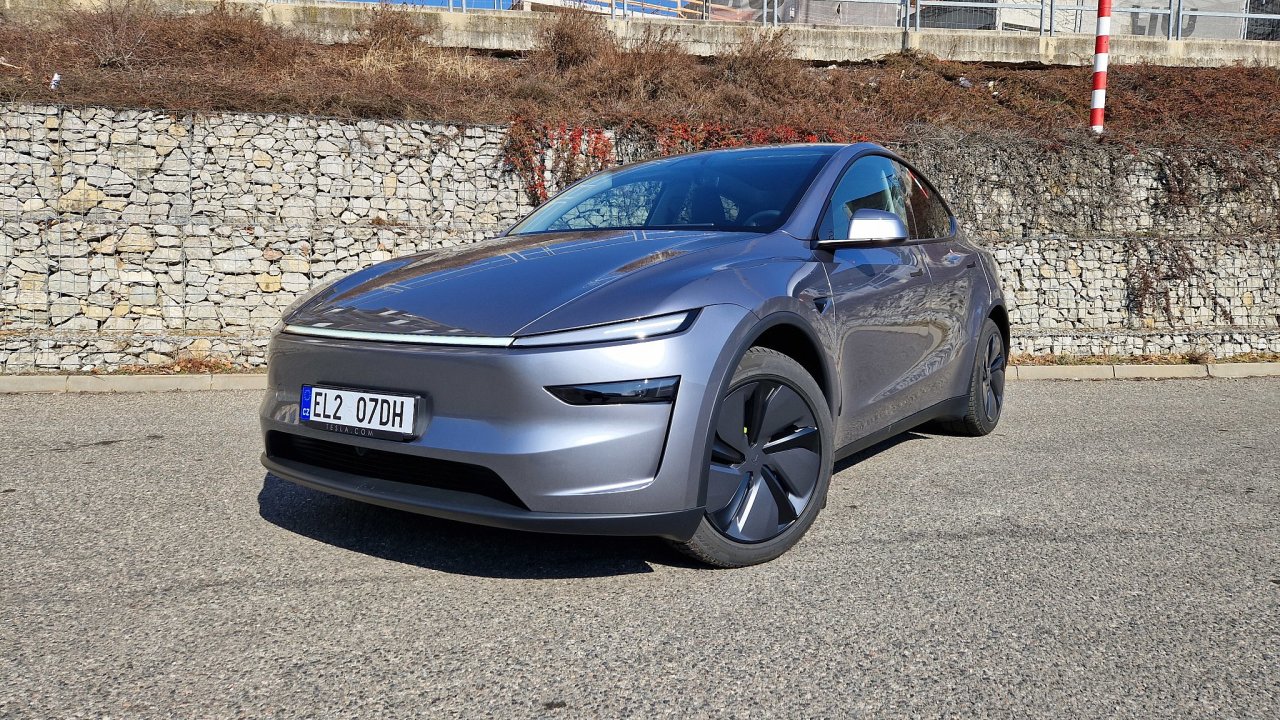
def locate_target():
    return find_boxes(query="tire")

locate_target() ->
[934,318,1007,437]
[673,347,834,568]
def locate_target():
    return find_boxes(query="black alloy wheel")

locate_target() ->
[706,378,822,543]
[979,327,1006,425]
[674,347,833,568]
[934,318,1006,437]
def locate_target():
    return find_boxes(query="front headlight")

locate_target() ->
[546,376,680,405]
[511,311,695,348]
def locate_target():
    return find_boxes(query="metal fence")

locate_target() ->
[809,0,1280,40]
[355,0,1280,40]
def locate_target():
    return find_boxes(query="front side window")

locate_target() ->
[818,155,909,241]
[819,155,954,241]
[510,147,839,235]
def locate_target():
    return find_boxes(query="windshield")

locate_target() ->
[509,146,840,235]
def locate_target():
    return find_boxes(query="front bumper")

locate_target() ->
[262,453,704,540]
[259,304,754,538]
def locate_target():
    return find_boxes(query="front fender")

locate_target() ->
[683,309,836,510]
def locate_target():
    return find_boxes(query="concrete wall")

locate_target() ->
[4,0,1280,68]
[1,103,1277,372]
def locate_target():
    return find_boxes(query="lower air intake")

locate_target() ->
[266,431,527,510]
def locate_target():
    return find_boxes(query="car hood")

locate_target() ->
[286,230,751,338]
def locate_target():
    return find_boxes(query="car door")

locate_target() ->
[899,162,983,403]
[814,154,937,449]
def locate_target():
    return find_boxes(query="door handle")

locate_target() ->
[966,261,977,269]
[909,268,925,278]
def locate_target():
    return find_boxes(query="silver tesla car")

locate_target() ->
[260,143,1008,567]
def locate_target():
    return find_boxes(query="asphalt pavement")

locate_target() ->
[1,379,1277,718]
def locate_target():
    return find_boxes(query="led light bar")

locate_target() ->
[282,325,515,347]
[512,312,693,348]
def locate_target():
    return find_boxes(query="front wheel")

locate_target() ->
[673,347,833,568]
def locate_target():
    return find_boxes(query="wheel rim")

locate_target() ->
[981,332,1006,423]
[704,379,823,544]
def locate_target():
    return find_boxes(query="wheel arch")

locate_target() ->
[987,303,1010,358]
[741,313,838,417]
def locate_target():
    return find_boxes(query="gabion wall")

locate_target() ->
[1,104,1277,372]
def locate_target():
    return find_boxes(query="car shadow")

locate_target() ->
[257,474,701,579]
[833,431,930,475]
[258,431,931,578]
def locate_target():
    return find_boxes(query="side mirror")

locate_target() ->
[818,209,909,246]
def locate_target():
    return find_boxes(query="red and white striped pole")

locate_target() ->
[1090,0,1112,135]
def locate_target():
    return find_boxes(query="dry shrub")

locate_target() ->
[362,1,435,52]
[844,53,981,132]
[589,28,696,104]
[1104,63,1280,147]
[56,0,296,70]
[323,3,486,106]
[60,0,162,69]
[698,31,830,132]
[715,30,800,100]
[52,0,300,71]
[154,3,302,74]
[533,8,616,72]
[1184,348,1216,364]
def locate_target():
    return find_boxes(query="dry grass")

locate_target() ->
[1011,353,1175,366]
[113,355,254,375]
[1,4,1279,148]
[1218,351,1280,363]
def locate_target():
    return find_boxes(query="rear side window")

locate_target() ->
[819,155,954,241]
[898,165,953,240]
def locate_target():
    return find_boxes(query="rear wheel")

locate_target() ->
[935,318,1006,437]
[673,347,833,568]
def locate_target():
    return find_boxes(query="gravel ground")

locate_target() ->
[1,379,1277,719]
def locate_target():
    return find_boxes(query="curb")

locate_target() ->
[0,374,267,394]
[1010,362,1280,381]
[1,364,1278,393]
[1206,363,1280,378]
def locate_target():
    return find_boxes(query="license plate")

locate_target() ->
[300,385,418,440]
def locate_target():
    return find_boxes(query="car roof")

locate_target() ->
[622,142,891,168]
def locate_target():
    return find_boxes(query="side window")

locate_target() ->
[818,156,909,241]
[897,164,954,240]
